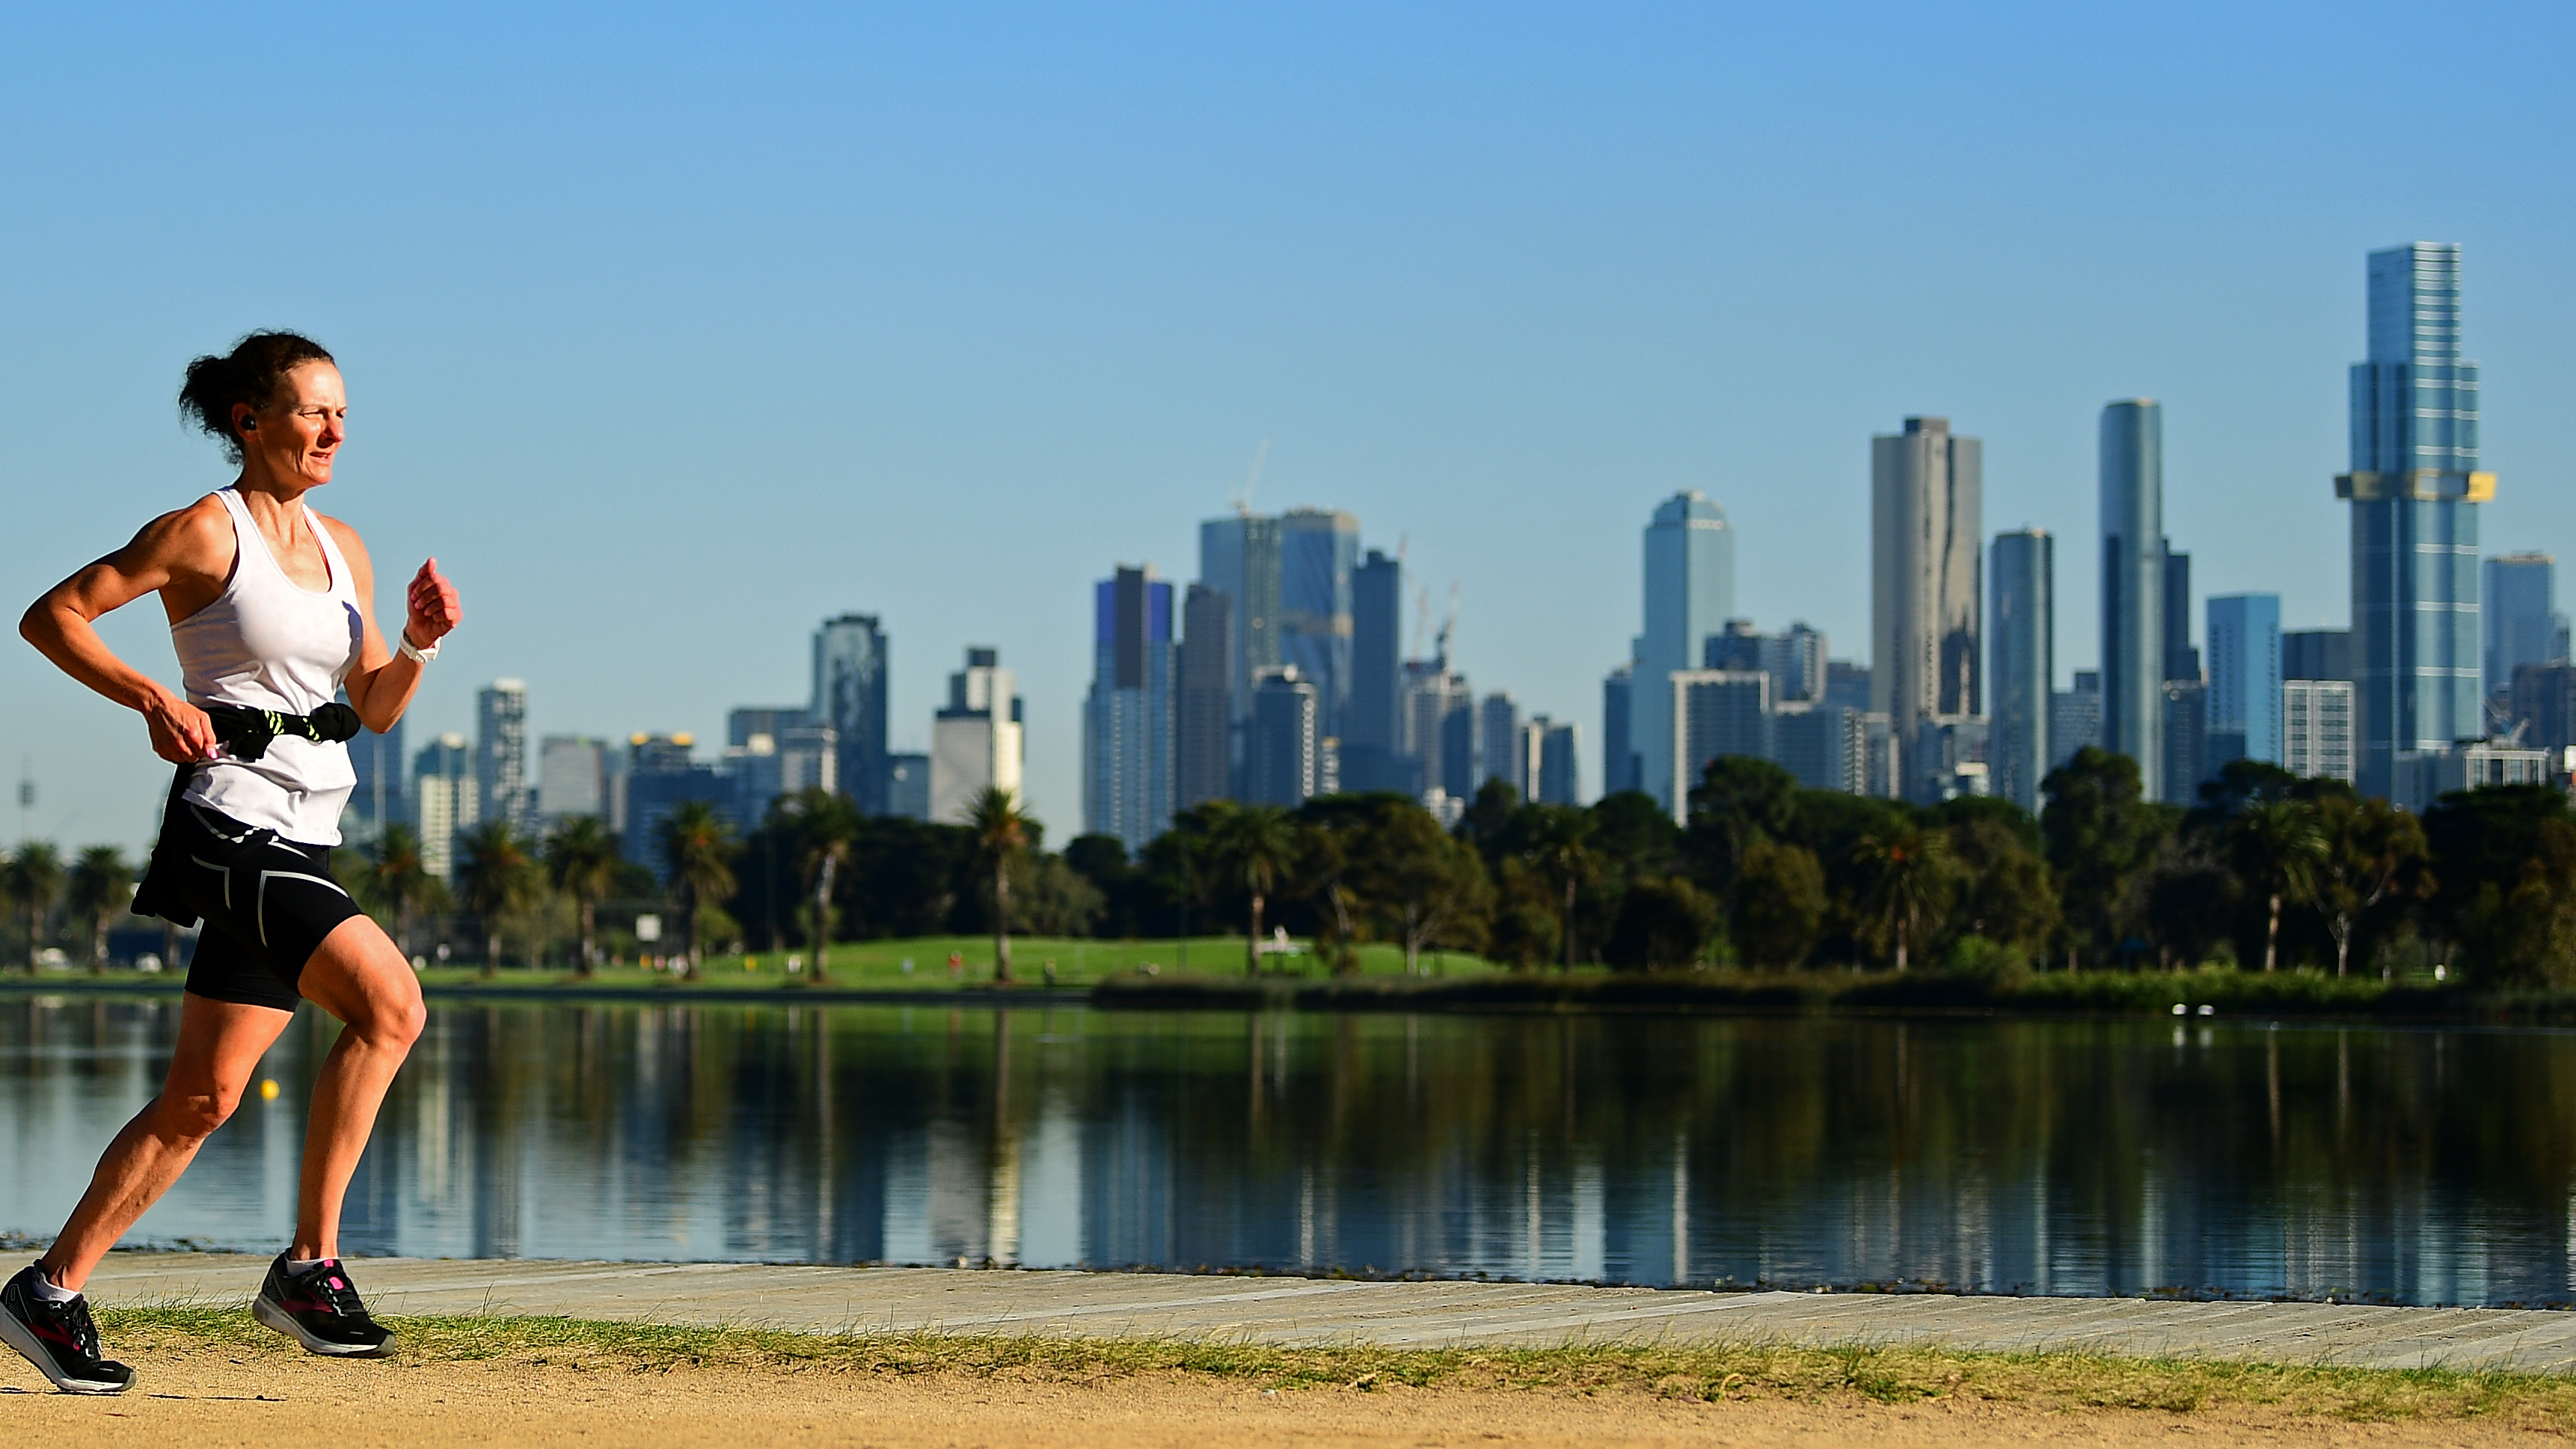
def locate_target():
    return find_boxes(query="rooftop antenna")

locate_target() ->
[1230,438,1271,517]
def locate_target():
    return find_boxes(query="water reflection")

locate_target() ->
[2,997,2572,1305]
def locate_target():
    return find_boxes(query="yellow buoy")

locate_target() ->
[259,1079,280,1100]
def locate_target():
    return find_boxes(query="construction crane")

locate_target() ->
[1229,438,1270,517]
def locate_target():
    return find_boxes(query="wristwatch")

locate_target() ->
[399,631,441,664]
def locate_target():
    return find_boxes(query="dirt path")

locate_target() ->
[1,1351,2557,1447]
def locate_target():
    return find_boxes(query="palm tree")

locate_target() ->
[2227,799,2327,972]
[1528,808,1597,972]
[1,842,64,973]
[964,786,1034,984]
[545,816,620,976]
[361,823,435,960]
[1207,803,1301,975]
[788,791,860,983]
[64,845,134,975]
[1849,821,1951,972]
[455,820,539,977]
[656,800,738,979]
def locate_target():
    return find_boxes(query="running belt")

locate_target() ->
[131,703,364,927]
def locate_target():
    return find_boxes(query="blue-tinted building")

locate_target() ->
[2340,243,2490,797]
[346,714,406,840]
[2100,400,2166,800]
[1084,566,1176,852]
[1278,508,1359,737]
[2206,595,2282,768]
[1637,491,1735,817]
[812,613,889,815]
[1987,530,2052,812]
[2483,554,2560,702]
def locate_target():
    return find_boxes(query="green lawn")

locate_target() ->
[408,934,1509,991]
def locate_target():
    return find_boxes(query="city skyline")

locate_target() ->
[7,1,2575,846]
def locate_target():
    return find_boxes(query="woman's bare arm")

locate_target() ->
[19,503,227,764]
[326,517,460,735]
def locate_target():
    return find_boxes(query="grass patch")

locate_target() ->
[90,1305,2576,1427]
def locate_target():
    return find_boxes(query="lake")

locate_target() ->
[3,996,2572,1305]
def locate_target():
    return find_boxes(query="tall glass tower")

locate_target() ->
[812,613,889,815]
[2100,400,2165,800]
[1872,417,1981,800]
[1637,491,1735,818]
[1278,508,1360,736]
[1084,566,1175,851]
[2340,242,2491,797]
[1987,529,2052,812]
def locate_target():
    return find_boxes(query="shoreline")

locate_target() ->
[7,966,2571,1026]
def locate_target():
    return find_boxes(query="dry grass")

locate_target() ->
[91,1305,2576,1430]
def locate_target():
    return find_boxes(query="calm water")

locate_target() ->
[4,996,2575,1305]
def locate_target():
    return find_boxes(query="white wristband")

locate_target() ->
[399,633,440,664]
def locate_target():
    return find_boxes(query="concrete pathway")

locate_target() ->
[79,1255,2576,1374]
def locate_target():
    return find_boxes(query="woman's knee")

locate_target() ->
[154,1079,245,1141]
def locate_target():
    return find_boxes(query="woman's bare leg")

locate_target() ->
[37,993,293,1290]
[284,915,425,1260]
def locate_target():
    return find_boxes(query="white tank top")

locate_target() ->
[173,488,364,845]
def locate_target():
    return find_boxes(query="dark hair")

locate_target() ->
[177,331,335,462]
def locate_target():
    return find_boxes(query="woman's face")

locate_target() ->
[237,361,346,488]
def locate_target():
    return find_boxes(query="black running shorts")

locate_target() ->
[164,801,364,1012]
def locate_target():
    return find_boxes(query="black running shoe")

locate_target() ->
[253,1255,394,1356]
[0,1263,135,1394]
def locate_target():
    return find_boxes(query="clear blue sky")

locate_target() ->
[5,1,2572,849]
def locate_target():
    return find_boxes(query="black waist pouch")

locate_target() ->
[131,702,361,927]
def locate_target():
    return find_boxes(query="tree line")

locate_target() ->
[8,747,2575,987]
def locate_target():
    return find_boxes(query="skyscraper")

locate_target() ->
[346,717,406,842]
[536,735,607,826]
[1401,658,1474,806]
[1278,508,1360,735]
[2283,630,2353,684]
[1987,530,2052,812]
[2342,242,2491,797]
[1637,491,1735,818]
[1530,718,1582,806]
[1175,583,1233,809]
[812,613,889,815]
[1872,417,1981,800]
[1476,693,1519,796]
[1198,513,1282,732]
[474,679,528,832]
[1601,664,1638,797]
[1343,548,1406,791]
[2207,595,2283,768]
[1083,566,1176,852]
[411,732,473,880]
[1248,667,1319,806]
[2100,400,2166,800]
[932,647,1022,824]
[2163,549,2199,684]
[2050,670,2102,771]
[2483,554,2561,705]
[2284,681,2357,783]
[1670,670,1770,803]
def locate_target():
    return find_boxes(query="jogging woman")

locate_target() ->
[1,332,460,1394]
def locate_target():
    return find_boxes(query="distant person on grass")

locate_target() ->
[1,333,461,1394]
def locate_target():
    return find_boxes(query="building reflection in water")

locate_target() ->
[4,998,2575,1306]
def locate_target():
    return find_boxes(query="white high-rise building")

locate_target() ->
[2283,680,2357,783]
[931,648,1023,824]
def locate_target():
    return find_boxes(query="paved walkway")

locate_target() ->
[80,1255,2576,1374]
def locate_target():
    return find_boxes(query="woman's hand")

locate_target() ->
[143,689,218,765]
[402,557,460,651]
